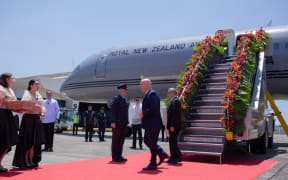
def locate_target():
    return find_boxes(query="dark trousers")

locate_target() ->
[132,124,142,148]
[85,124,93,141]
[161,124,165,140]
[112,127,126,160]
[169,129,181,160]
[43,122,54,150]
[73,123,78,135]
[144,128,166,166]
[98,128,105,141]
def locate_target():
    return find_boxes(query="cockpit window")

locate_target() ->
[273,43,279,50]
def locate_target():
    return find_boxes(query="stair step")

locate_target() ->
[198,88,225,94]
[215,63,231,67]
[178,142,224,153]
[190,112,223,120]
[224,58,236,63]
[196,96,223,101]
[180,134,225,143]
[207,72,228,77]
[196,93,224,101]
[201,83,226,89]
[210,67,231,73]
[194,99,222,106]
[203,77,227,83]
[197,93,223,97]
[186,120,223,128]
[225,56,237,59]
[184,126,224,135]
[191,106,223,113]
[180,150,223,157]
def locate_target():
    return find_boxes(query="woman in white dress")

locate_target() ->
[0,73,18,172]
[12,80,46,170]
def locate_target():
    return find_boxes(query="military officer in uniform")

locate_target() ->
[97,107,107,142]
[111,84,129,162]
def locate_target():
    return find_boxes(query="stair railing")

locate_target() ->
[234,51,266,140]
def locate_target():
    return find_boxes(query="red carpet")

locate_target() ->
[0,153,278,180]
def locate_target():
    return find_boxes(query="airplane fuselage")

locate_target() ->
[61,25,288,102]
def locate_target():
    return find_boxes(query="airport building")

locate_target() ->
[13,72,76,108]
[12,72,80,129]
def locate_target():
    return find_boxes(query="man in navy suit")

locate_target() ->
[139,79,168,170]
[84,104,96,142]
[111,84,129,162]
[166,88,182,164]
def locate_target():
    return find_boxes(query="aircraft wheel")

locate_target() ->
[248,140,258,153]
[268,134,274,148]
[258,128,268,154]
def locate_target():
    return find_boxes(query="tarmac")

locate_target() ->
[2,131,288,180]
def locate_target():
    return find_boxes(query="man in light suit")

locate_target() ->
[166,88,182,164]
[139,79,168,170]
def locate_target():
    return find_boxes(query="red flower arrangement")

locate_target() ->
[177,32,228,109]
[221,27,270,134]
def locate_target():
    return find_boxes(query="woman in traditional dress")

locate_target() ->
[12,80,46,170]
[0,73,18,173]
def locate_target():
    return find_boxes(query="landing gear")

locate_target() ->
[268,134,274,148]
[248,128,269,154]
[258,128,268,154]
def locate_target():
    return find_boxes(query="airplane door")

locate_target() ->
[95,55,107,79]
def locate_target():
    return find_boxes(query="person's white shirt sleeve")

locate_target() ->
[55,100,60,120]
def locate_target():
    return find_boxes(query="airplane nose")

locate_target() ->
[60,73,73,96]
[60,56,97,99]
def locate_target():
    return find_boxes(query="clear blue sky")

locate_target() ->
[1,0,288,125]
[1,0,287,77]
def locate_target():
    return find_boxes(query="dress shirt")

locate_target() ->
[132,103,142,125]
[43,98,60,123]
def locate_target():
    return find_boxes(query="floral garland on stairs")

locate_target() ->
[176,32,228,109]
[221,27,270,135]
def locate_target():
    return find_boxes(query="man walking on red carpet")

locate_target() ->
[139,79,168,170]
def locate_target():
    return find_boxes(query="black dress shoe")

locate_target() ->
[130,146,136,149]
[0,167,8,172]
[112,159,122,162]
[120,157,127,161]
[166,159,178,164]
[32,163,39,168]
[176,157,182,162]
[85,139,88,142]
[19,166,27,170]
[89,140,93,142]
[158,153,169,165]
[26,165,33,169]
[142,164,157,171]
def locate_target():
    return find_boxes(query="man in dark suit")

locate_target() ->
[111,84,129,162]
[97,107,107,142]
[166,88,182,164]
[84,105,96,142]
[140,79,168,170]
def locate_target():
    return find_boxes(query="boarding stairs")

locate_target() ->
[177,56,236,164]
